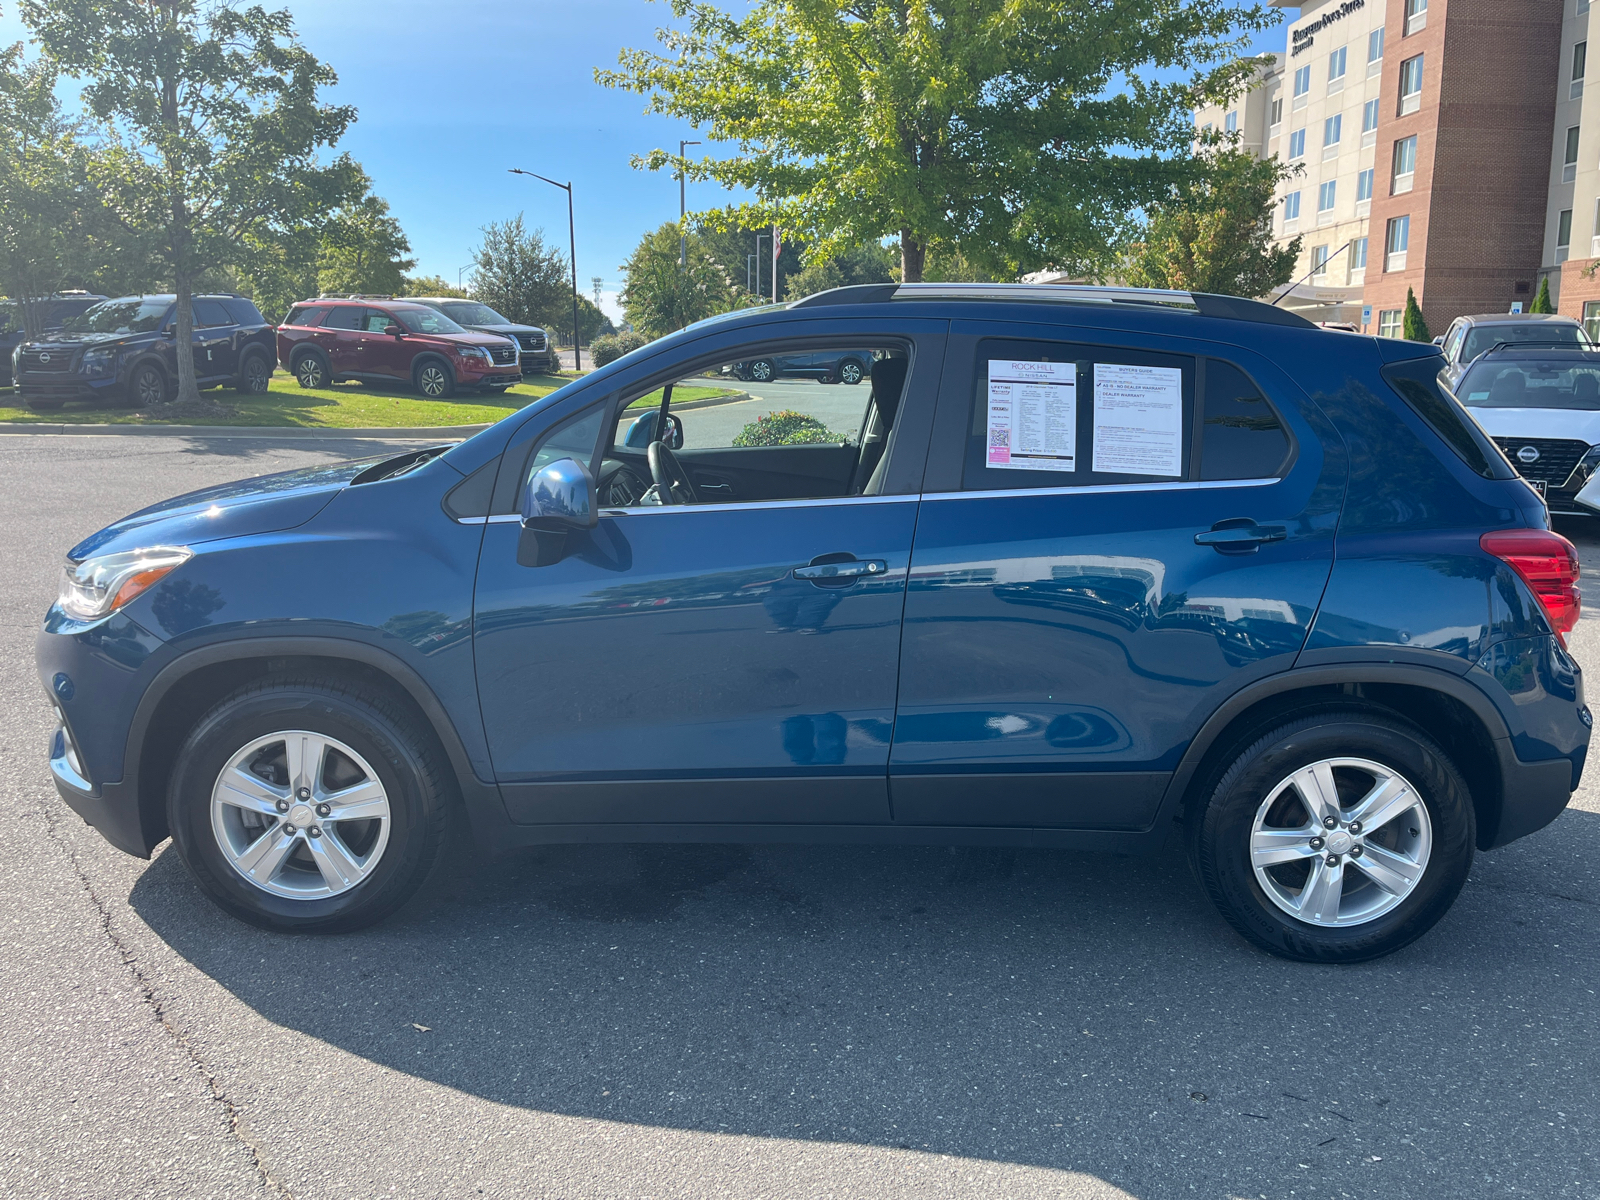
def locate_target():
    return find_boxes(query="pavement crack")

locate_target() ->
[36,797,291,1198]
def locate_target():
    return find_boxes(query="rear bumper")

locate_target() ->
[1488,743,1576,848]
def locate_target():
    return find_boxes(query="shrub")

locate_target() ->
[732,409,844,446]
[591,330,650,367]
[1529,277,1555,314]
[1402,286,1431,342]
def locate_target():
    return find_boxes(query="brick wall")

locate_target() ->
[1559,256,1600,325]
[1364,0,1564,334]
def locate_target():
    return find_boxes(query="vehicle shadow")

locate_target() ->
[128,808,1600,1196]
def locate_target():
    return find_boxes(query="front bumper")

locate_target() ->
[17,371,124,406]
[48,722,155,857]
[519,350,556,374]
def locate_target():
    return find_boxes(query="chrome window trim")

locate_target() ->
[456,494,919,524]
[924,477,1281,502]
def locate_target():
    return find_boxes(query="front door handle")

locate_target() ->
[793,558,887,581]
[1194,521,1287,551]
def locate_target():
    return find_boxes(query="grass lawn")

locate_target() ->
[0,371,742,428]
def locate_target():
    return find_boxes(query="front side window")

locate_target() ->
[1357,168,1375,201]
[1289,128,1307,158]
[1318,181,1337,212]
[962,339,1195,491]
[1399,55,1424,113]
[1284,191,1302,220]
[364,311,398,333]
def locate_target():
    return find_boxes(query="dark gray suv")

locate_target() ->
[1437,312,1590,391]
[406,298,556,375]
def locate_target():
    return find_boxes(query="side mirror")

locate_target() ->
[385,324,404,338]
[518,457,597,567]
[622,409,684,449]
[1431,335,1444,346]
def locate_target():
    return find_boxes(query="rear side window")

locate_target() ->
[321,306,365,331]
[1382,356,1515,480]
[193,299,232,327]
[222,298,265,326]
[283,305,328,327]
[1200,360,1291,480]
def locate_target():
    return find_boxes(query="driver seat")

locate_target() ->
[852,357,909,495]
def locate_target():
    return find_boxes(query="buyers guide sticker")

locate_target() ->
[986,360,1076,472]
[1092,363,1183,477]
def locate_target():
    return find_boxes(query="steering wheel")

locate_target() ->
[647,439,699,505]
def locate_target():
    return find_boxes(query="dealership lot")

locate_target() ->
[2,433,1597,1200]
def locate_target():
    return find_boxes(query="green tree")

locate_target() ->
[546,293,614,347]
[469,213,570,332]
[599,0,1274,282]
[317,191,414,296]
[24,0,362,403]
[400,274,469,299]
[1529,277,1555,314]
[1403,286,1430,342]
[784,240,896,299]
[1125,149,1300,297]
[619,222,733,337]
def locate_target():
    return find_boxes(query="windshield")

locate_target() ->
[443,302,513,326]
[1463,322,1586,361]
[391,306,465,335]
[1457,358,1600,409]
[62,299,170,335]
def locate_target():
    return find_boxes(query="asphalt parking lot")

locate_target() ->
[2,433,1597,1200]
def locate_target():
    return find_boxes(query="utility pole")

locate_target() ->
[755,233,768,301]
[508,167,583,370]
[457,264,474,291]
[771,224,779,304]
[679,139,700,267]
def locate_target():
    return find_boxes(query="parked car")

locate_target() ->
[277,297,521,399]
[1437,311,1589,391]
[40,282,1585,964]
[405,298,558,375]
[730,347,878,384]
[1448,344,1600,514]
[14,294,275,411]
[1,292,109,387]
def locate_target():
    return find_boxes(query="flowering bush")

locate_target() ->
[731,409,844,446]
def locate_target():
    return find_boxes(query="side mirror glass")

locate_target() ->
[385,324,404,338]
[622,409,684,449]
[518,457,597,567]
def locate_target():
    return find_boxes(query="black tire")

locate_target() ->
[837,357,865,385]
[167,678,452,933]
[236,350,272,394]
[293,350,329,390]
[1190,707,1475,964]
[24,397,65,412]
[748,358,776,383]
[130,362,170,407]
[414,358,455,399]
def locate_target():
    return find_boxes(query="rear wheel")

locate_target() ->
[1191,708,1474,963]
[293,351,328,390]
[236,350,272,394]
[167,678,451,932]
[415,359,455,399]
[838,357,865,385]
[748,358,775,383]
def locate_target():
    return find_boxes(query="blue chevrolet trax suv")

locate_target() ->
[37,285,1589,963]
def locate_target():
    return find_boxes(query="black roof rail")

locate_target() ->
[1481,339,1600,354]
[316,293,395,300]
[788,282,1316,327]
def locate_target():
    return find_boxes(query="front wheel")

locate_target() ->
[415,359,455,399]
[838,358,865,385]
[167,678,451,932]
[131,362,170,406]
[748,358,775,383]
[1191,708,1474,963]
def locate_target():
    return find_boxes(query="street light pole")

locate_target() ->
[457,263,474,291]
[755,233,768,300]
[679,139,701,267]
[508,167,583,371]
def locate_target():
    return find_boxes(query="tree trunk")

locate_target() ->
[900,230,926,284]
[171,265,199,405]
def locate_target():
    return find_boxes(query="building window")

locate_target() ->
[1318,180,1337,213]
[1558,208,1574,263]
[1328,46,1347,92]
[1289,127,1306,159]
[1201,121,1213,135]
[1393,135,1417,194]
[1362,97,1380,146]
[1405,0,1428,35]
[1399,55,1424,116]
[1294,64,1311,108]
[1357,168,1375,202]
[1592,197,1600,257]
[1284,191,1302,222]
[1581,0,1590,16]
[1575,42,1588,100]
[1584,300,1600,342]
[1565,125,1581,183]
[1323,113,1342,159]
[1351,236,1369,270]
[1385,214,1410,271]
[1311,244,1330,276]
[1378,309,1403,338]
[1368,27,1385,75]
[1225,109,1238,133]
[1270,96,1283,128]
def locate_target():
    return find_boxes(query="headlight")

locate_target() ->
[1575,444,1600,488]
[58,546,192,621]
[81,347,115,376]
[456,345,491,362]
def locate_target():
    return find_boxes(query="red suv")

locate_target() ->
[276,296,521,399]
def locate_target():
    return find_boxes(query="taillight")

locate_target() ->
[1481,528,1582,639]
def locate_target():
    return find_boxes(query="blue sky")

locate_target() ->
[0,1,1285,320]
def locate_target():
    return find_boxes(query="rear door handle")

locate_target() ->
[1194,522,1287,550]
[794,559,887,580]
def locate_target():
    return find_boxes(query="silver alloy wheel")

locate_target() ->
[750,359,774,381]
[840,359,863,384]
[210,730,392,900]
[418,364,448,397]
[295,355,324,388]
[1250,757,1432,928]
